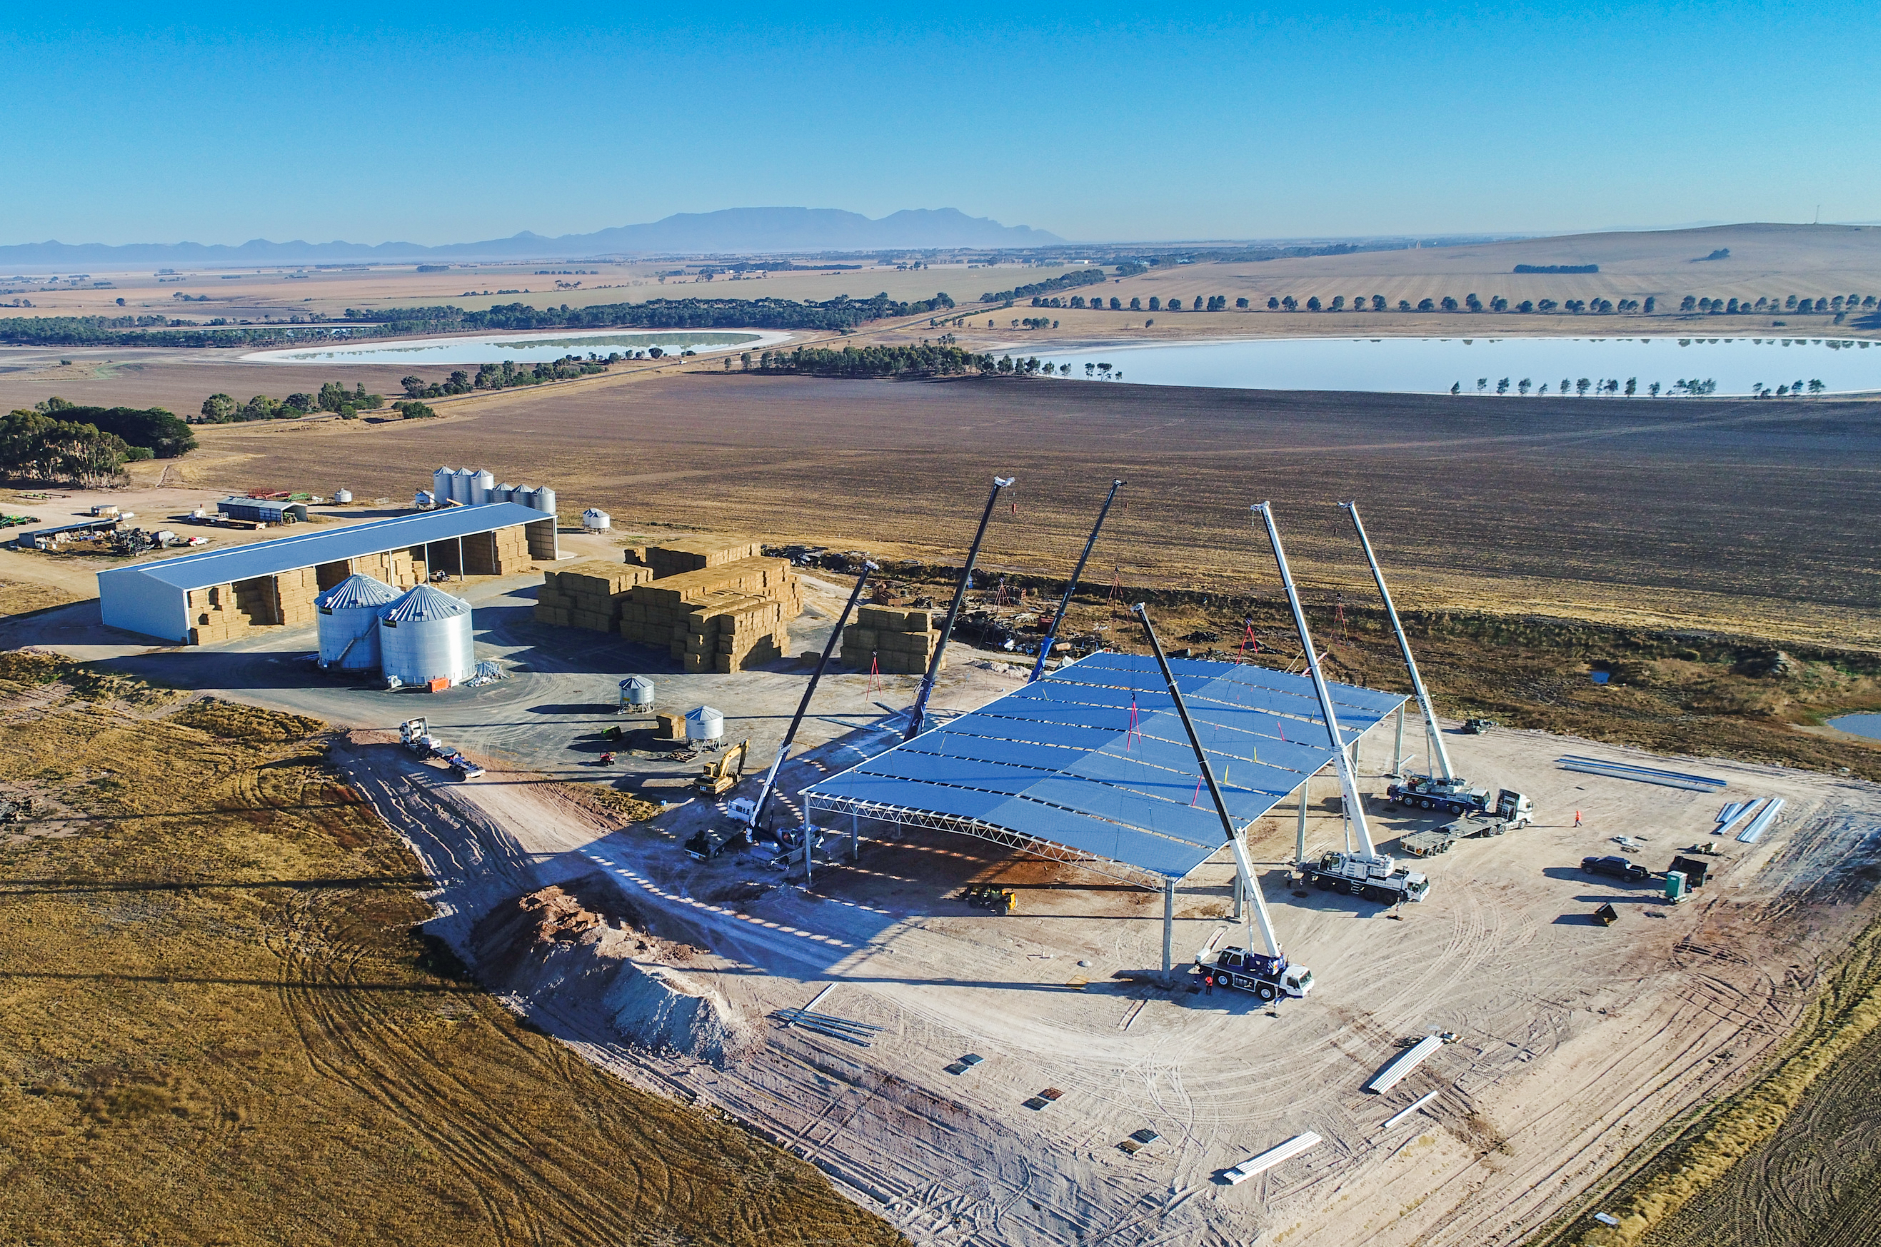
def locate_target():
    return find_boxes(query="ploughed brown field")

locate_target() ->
[176,373,1881,648]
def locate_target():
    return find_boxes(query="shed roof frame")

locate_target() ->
[801,652,1407,886]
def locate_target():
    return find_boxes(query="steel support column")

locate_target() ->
[1296,772,1310,865]
[1393,703,1406,775]
[1162,878,1176,984]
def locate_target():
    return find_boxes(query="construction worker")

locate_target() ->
[1204,974,1214,996]
[1574,809,1583,827]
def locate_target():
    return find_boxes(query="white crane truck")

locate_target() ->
[1132,602,1314,1002]
[1341,501,1530,821]
[1254,504,1430,906]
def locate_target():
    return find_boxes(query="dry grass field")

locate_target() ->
[0,652,903,1246]
[163,373,1881,649]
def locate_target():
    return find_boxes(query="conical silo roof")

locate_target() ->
[315,573,399,611]
[380,583,471,622]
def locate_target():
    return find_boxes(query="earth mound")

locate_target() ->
[471,876,751,1064]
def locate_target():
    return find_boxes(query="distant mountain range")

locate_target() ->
[0,208,1065,270]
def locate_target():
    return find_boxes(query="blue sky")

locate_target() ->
[5,2,1875,245]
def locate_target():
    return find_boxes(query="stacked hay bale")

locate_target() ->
[626,537,761,578]
[621,557,800,661]
[351,547,424,589]
[186,583,248,646]
[843,606,942,674]
[537,561,654,632]
[270,568,321,628]
[682,592,790,674]
[471,523,534,576]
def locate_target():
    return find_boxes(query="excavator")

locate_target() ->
[1132,603,1315,1003]
[695,738,750,797]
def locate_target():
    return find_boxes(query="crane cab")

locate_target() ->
[1201,946,1315,1000]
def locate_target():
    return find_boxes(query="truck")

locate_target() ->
[1398,790,1533,857]
[1258,504,1431,907]
[1341,502,1530,826]
[1195,929,1314,1002]
[1133,601,1315,1002]
[399,717,443,758]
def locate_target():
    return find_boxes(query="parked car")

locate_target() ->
[1582,854,1651,881]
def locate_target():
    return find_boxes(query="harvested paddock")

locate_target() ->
[0,654,902,1247]
[179,375,1881,648]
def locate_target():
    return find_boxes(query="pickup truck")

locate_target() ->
[1581,854,1651,881]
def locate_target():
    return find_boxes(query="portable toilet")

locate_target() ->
[1665,871,1688,904]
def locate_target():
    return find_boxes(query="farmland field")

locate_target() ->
[170,373,1881,648]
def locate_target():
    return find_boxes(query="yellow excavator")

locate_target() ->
[695,738,751,797]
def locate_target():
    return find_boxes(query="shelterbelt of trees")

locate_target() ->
[0,292,962,349]
[0,398,197,487]
[350,292,959,337]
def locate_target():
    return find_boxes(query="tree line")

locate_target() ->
[978,267,1114,305]
[754,345,994,377]
[353,293,958,338]
[197,381,385,423]
[0,398,198,487]
[398,357,613,400]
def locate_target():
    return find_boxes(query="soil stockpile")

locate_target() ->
[471,876,754,1064]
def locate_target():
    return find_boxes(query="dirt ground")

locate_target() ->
[320,667,1881,1247]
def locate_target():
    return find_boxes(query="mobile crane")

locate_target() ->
[1254,503,1430,905]
[1340,502,1527,820]
[1132,603,1314,1002]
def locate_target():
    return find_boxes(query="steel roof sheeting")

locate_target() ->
[97,503,548,594]
[804,653,1407,881]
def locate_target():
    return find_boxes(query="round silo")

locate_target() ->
[621,676,655,712]
[434,467,454,504]
[453,467,476,504]
[685,705,725,743]
[333,488,353,504]
[378,584,475,687]
[494,482,516,504]
[513,484,537,510]
[472,469,494,505]
[316,574,399,670]
[532,485,557,516]
[582,508,611,532]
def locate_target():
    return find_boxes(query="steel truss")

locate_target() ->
[801,792,1176,890]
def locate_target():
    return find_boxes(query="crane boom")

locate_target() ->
[1132,603,1281,959]
[745,561,875,834]
[1252,502,1380,862]
[905,475,1013,741]
[1031,478,1124,682]
[1340,502,1453,781]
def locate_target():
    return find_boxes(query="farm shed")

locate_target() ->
[97,502,557,644]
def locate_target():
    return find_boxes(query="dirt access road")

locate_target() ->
[324,688,1881,1247]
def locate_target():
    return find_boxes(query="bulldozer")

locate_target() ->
[695,738,750,797]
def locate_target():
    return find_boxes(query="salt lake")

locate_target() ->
[1828,714,1881,742]
[243,328,786,366]
[1040,334,1881,395]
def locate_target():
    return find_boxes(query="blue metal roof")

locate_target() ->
[95,502,548,592]
[803,652,1406,881]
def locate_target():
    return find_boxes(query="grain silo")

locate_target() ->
[378,584,475,688]
[315,573,399,670]
[433,467,455,504]
[453,467,477,504]
[472,469,494,504]
[582,508,611,531]
[494,482,516,504]
[685,705,725,743]
[532,485,557,516]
